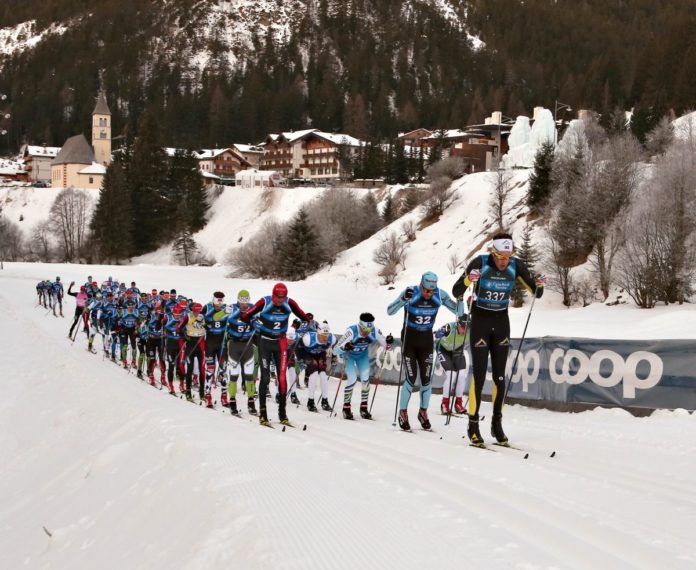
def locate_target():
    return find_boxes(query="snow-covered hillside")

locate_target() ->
[1,264,695,570]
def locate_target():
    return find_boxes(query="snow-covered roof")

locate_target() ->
[78,162,107,175]
[200,171,221,180]
[283,129,320,143]
[23,145,61,158]
[422,129,474,141]
[194,148,229,160]
[234,144,264,154]
[312,132,363,147]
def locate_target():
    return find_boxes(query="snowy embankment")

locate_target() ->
[1,264,695,569]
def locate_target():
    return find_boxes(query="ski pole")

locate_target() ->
[329,353,349,418]
[391,310,410,426]
[368,347,389,414]
[502,291,538,403]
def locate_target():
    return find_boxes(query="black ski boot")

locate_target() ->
[247,399,257,415]
[467,416,485,447]
[398,410,411,431]
[278,396,289,425]
[359,403,372,420]
[185,390,194,402]
[342,405,354,420]
[320,398,332,411]
[307,398,318,412]
[417,408,431,430]
[290,392,300,405]
[491,413,508,444]
[230,398,239,415]
[259,408,270,426]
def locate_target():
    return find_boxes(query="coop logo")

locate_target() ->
[509,348,664,398]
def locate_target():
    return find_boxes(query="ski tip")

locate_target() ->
[439,436,443,440]
[302,424,307,431]
[524,453,529,459]
[550,451,556,458]
[282,426,286,432]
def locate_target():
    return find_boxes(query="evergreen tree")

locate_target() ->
[381,193,397,224]
[511,223,540,307]
[128,107,169,254]
[172,225,199,266]
[527,142,555,213]
[280,208,321,280]
[90,162,133,262]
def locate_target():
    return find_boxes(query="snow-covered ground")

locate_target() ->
[1,263,695,569]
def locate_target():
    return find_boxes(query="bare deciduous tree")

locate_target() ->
[29,220,52,261]
[401,219,416,241]
[373,231,407,284]
[49,188,91,262]
[489,166,513,231]
[227,219,284,278]
[546,230,575,307]
[422,176,456,220]
[0,215,25,261]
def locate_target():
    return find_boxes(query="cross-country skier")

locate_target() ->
[179,302,208,405]
[302,322,337,413]
[434,314,471,415]
[240,283,309,426]
[67,282,89,339]
[224,290,257,415]
[387,271,460,431]
[146,303,167,390]
[164,305,186,394]
[334,313,392,420]
[203,292,229,402]
[452,232,546,446]
[51,277,64,317]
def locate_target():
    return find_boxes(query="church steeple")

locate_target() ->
[92,91,111,166]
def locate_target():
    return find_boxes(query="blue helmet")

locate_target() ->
[421,271,438,290]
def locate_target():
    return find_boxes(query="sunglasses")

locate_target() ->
[492,251,513,261]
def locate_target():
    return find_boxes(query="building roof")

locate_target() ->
[93,91,111,116]
[312,131,363,147]
[78,162,107,175]
[200,170,221,180]
[52,134,95,166]
[22,145,61,158]
[234,144,264,154]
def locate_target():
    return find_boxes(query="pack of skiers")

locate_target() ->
[42,232,545,445]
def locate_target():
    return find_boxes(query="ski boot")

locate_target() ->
[168,380,176,395]
[192,374,199,388]
[320,397,332,412]
[440,397,450,415]
[467,416,485,447]
[230,398,239,415]
[398,409,411,431]
[417,408,431,430]
[342,405,354,420]
[307,398,318,412]
[149,373,156,386]
[179,380,185,394]
[290,392,300,405]
[454,397,466,415]
[185,390,194,402]
[221,391,228,407]
[359,403,372,420]
[136,370,143,379]
[259,409,271,426]
[122,359,128,369]
[131,358,137,369]
[491,413,508,445]
[205,393,214,409]
[247,399,257,415]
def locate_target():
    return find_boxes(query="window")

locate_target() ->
[89,177,94,184]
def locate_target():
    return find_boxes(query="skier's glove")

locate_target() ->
[535,274,548,287]
[225,306,233,314]
[343,342,355,352]
[402,287,415,301]
[196,314,204,322]
[468,269,481,283]
[385,334,394,347]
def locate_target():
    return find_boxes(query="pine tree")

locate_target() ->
[511,224,540,307]
[280,208,321,280]
[172,226,199,266]
[381,193,397,224]
[128,107,169,254]
[90,162,133,262]
[527,142,554,213]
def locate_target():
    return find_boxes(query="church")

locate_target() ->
[50,91,112,189]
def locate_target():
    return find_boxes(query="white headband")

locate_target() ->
[492,238,514,253]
